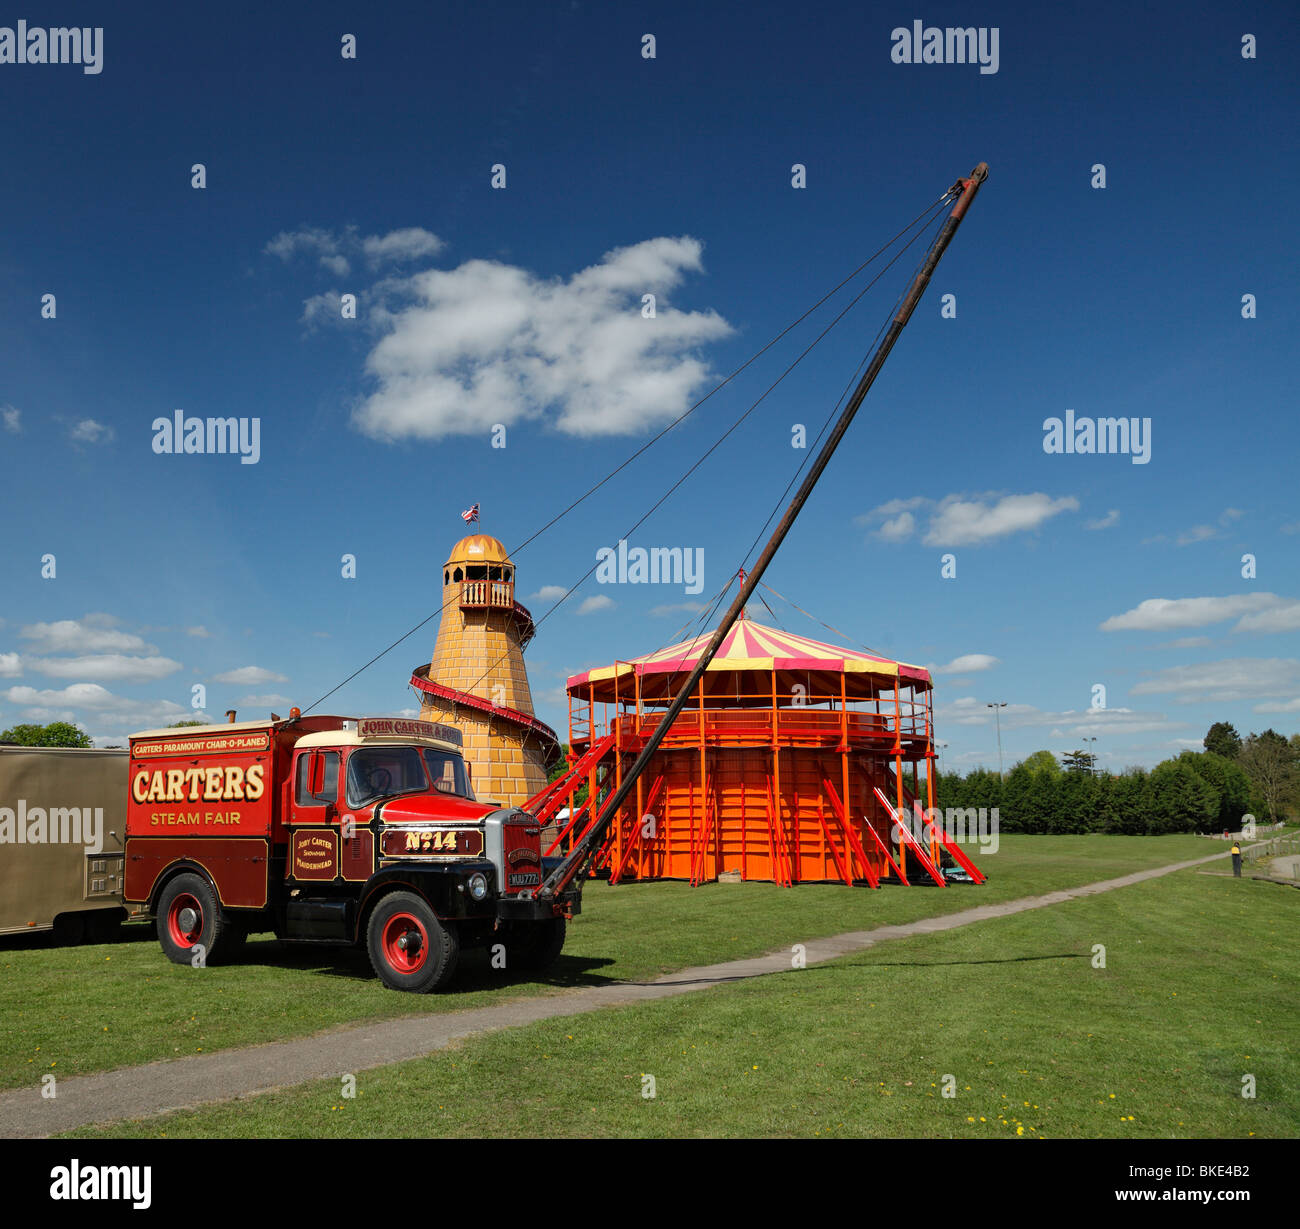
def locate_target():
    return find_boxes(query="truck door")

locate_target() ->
[288,750,341,882]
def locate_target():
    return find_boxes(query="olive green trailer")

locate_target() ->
[0,746,136,941]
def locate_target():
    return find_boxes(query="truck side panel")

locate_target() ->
[0,748,130,935]
[124,837,272,908]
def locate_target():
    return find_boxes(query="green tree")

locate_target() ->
[1111,768,1149,834]
[1204,721,1242,760]
[1237,729,1297,823]
[1092,772,1121,833]
[1144,760,1218,834]
[1061,748,1098,775]
[168,719,207,728]
[1018,749,1061,776]
[1026,767,1064,833]
[1177,751,1253,832]
[998,763,1033,832]
[963,768,1003,816]
[0,721,93,748]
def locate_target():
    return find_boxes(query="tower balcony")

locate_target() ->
[458,579,515,609]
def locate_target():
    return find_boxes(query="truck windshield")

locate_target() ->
[423,748,474,800]
[346,747,429,808]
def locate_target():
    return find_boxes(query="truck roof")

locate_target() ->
[295,729,462,752]
[128,718,295,739]
[128,715,463,750]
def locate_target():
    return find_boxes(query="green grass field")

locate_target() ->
[67,867,1300,1139]
[1,834,1217,1092]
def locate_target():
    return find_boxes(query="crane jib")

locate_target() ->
[533,162,989,903]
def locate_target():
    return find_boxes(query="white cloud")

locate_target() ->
[1146,509,1245,548]
[362,227,443,264]
[267,225,444,279]
[1156,636,1213,650]
[529,585,569,604]
[265,226,351,275]
[1100,593,1293,633]
[186,626,210,638]
[1235,602,1300,634]
[20,617,155,655]
[351,237,733,441]
[0,652,20,677]
[877,511,915,541]
[859,492,1078,546]
[937,695,1185,737]
[1130,658,1300,703]
[301,289,347,326]
[26,654,182,682]
[235,693,293,708]
[67,418,114,445]
[3,683,190,722]
[211,666,289,685]
[1085,508,1119,530]
[929,653,1000,675]
[577,595,615,615]
[1,405,20,433]
[923,493,1078,546]
[1175,524,1218,546]
[650,601,708,617]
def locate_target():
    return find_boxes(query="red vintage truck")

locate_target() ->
[124,713,576,992]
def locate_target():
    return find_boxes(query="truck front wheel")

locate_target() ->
[156,873,241,967]
[366,891,459,993]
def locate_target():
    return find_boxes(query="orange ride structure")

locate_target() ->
[410,534,560,808]
[524,612,983,888]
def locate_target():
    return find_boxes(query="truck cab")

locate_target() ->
[125,715,577,992]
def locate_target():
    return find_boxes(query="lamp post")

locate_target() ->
[1083,735,1098,776]
[937,741,949,776]
[987,702,1007,780]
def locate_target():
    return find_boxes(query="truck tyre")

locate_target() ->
[157,872,241,967]
[506,917,566,971]
[367,891,459,993]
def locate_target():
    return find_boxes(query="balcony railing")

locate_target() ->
[459,580,515,609]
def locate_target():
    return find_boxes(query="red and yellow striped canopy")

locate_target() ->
[566,618,931,703]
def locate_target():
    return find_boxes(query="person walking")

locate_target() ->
[1231,840,1242,878]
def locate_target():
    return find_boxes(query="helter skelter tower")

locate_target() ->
[410,534,560,807]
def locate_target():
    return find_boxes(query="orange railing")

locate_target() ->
[569,682,931,750]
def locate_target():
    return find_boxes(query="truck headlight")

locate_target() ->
[468,873,489,900]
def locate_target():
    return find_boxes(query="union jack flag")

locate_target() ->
[461,503,479,524]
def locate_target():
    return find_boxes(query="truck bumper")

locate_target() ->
[495,890,581,921]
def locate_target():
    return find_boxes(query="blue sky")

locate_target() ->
[1,1,1297,770]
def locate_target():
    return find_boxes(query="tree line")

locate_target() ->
[933,723,1299,835]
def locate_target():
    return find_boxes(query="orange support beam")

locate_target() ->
[821,776,880,889]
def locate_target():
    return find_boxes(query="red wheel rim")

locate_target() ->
[167,892,203,947]
[381,912,429,973]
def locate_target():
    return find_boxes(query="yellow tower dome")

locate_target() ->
[411,532,558,808]
[444,534,512,570]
